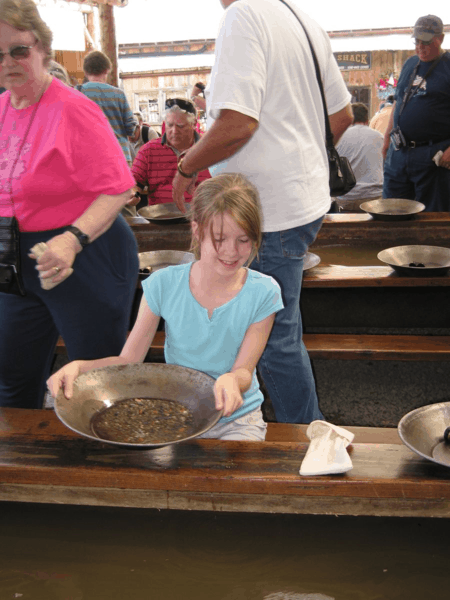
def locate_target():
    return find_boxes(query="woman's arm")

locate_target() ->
[47,296,160,399]
[32,188,133,282]
[214,313,276,416]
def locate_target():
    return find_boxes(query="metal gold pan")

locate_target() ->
[138,250,195,274]
[54,363,221,449]
[138,203,189,224]
[398,402,450,468]
[360,198,425,221]
[377,245,450,276]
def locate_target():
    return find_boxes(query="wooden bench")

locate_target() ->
[0,408,449,518]
[55,332,450,361]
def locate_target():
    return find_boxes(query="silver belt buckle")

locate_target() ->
[409,141,417,148]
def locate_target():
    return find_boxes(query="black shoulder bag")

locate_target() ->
[0,216,26,296]
[279,0,356,196]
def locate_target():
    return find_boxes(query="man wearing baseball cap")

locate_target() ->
[382,15,450,211]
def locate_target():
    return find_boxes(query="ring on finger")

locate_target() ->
[53,266,61,274]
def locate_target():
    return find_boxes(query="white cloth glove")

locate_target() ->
[300,420,354,476]
[30,242,74,290]
[433,151,443,167]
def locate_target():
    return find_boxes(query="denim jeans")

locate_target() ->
[383,140,450,212]
[250,217,324,423]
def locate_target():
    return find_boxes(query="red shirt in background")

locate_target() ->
[131,134,210,205]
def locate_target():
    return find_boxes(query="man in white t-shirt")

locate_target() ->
[172,0,352,424]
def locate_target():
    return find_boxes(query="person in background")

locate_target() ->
[369,94,394,136]
[172,0,352,424]
[335,102,384,212]
[0,0,139,409]
[382,15,450,211]
[47,59,71,86]
[132,98,210,206]
[78,51,139,216]
[132,110,158,155]
[190,81,206,112]
[48,174,283,441]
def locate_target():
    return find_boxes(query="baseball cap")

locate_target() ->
[413,15,444,42]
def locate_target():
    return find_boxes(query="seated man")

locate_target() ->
[335,102,384,212]
[132,99,210,205]
[369,95,394,136]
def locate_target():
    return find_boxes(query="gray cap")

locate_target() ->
[413,15,444,42]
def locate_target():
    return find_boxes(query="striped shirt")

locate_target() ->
[131,133,211,205]
[78,82,137,162]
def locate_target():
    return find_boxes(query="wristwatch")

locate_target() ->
[66,225,90,248]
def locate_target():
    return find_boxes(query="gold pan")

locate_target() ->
[55,363,221,449]
[360,199,425,221]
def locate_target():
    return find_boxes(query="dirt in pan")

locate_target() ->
[91,398,195,444]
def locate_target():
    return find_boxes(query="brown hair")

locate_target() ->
[0,0,53,66]
[83,50,112,76]
[189,173,262,264]
[352,102,369,124]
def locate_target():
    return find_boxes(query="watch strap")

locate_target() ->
[67,225,90,248]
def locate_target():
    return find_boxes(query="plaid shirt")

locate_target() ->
[131,132,211,205]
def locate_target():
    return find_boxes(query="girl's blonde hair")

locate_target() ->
[189,173,262,264]
[0,0,53,66]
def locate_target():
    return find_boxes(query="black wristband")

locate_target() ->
[67,225,90,248]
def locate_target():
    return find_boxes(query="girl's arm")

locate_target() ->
[214,313,276,417]
[47,297,160,399]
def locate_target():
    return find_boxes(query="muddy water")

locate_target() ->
[1,503,449,600]
[312,245,387,267]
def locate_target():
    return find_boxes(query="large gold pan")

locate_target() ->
[55,363,221,449]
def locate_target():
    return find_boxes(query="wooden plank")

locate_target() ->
[0,409,449,518]
[303,265,450,288]
[304,334,450,361]
[55,332,450,361]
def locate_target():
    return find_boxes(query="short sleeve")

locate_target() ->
[208,3,266,121]
[142,269,164,317]
[65,95,135,196]
[250,275,284,324]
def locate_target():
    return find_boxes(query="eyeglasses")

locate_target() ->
[414,38,433,46]
[0,39,38,64]
[165,98,196,115]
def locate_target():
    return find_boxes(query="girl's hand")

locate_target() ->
[29,233,79,282]
[47,360,83,399]
[214,373,243,417]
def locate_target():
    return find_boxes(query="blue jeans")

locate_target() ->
[383,140,450,212]
[250,217,324,424]
[0,216,138,409]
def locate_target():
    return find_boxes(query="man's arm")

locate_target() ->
[172,109,258,211]
[329,103,353,144]
[382,101,396,160]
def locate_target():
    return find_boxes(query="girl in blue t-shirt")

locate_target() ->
[48,174,283,440]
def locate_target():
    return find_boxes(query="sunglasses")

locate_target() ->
[0,39,38,64]
[414,38,433,46]
[165,98,196,115]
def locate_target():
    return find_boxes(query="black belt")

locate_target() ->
[406,139,439,148]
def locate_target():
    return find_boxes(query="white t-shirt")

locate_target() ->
[206,0,350,232]
[336,124,384,202]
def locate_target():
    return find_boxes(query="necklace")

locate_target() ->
[0,77,49,217]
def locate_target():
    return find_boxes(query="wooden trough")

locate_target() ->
[0,408,450,518]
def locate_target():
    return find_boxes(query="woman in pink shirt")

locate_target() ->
[0,0,139,408]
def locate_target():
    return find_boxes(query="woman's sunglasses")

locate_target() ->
[165,98,196,115]
[0,40,38,64]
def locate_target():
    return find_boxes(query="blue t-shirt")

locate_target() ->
[395,52,450,142]
[142,263,283,423]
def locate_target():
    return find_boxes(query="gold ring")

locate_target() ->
[53,266,61,274]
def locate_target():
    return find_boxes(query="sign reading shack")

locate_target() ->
[334,52,371,70]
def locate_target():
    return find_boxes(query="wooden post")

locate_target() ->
[98,4,119,87]
[86,10,96,51]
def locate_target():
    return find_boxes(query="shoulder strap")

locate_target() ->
[278,0,334,149]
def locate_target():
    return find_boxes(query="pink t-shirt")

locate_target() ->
[0,78,135,232]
